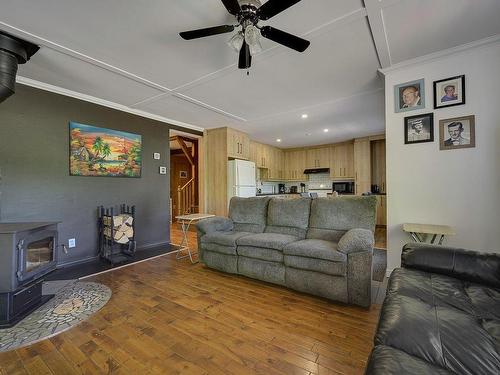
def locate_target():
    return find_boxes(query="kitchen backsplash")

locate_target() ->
[257,172,334,193]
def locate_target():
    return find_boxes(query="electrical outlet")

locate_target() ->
[68,238,76,248]
[159,166,167,175]
[153,152,161,160]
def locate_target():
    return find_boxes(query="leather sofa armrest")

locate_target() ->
[338,228,374,254]
[195,217,233,236]
[402,243,500,288]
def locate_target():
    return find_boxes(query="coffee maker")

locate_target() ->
[278,184,286,194]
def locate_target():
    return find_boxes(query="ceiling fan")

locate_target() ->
[179,0,310,70]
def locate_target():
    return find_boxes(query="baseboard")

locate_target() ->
[57,241,173,268]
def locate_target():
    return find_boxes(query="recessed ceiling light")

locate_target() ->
[301,114,308,119]
[276,138,281,143]
[323,129,329,133]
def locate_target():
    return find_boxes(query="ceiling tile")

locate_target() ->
[18,47,164,106]
[179,17,382,120]
[383,0,500,63]
[134,94,243,129]
[246,89,385,148]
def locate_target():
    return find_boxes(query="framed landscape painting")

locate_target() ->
[69,122,142,177]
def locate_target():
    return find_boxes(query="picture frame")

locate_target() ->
[180,171,188,178]
[433,75,465,109]
[404,113,434,144]
[439,115,475,151]
[394,78,425,113]
[69,122,142,177]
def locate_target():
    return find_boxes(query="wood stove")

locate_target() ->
[0,222,59,328]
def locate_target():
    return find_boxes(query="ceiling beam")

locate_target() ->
[364,0,392,68]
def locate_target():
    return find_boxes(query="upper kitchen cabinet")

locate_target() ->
[306,147,330,169]
[227,127,250,160]
[330,142,354,179]
[284,149,307,181]
[250,140,270,169]
[263,146,284,181]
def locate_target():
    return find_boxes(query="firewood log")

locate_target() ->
[124,226,134,238]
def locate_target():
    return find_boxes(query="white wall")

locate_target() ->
[384,41,500,273]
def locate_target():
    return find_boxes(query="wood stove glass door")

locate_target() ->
[25,237,54,273]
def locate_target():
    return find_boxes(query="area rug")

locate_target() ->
[0,281,111,352]
[373,248,387,282]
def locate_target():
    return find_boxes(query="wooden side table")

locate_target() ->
[175,213,215,263]
[403,223,456,245]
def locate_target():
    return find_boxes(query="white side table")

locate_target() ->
[403,223,455,245]
[175,213,215,263]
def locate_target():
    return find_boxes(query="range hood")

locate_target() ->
[303,168,330,174]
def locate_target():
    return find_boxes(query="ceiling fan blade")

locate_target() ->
[260,26,310,52]
[221,0,241,15]
[257,0,302,20]
[179,25,234,40]
[238,41,252,69]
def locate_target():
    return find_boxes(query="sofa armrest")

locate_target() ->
[195,216,233,236]
[338,228,374,254]
[402,243,500,288]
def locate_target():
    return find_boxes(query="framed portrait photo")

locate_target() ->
[433,75,465,109]
[439,115,475,151]
[180,170,188,178]
[404,113,434,144]
[394,78,425,113]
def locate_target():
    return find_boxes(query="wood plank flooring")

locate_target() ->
[0,245,382,374]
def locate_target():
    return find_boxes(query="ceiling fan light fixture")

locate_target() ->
[249,39,262,56]
[228,32,244,52]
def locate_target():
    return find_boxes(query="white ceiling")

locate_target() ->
[1,0,500,147]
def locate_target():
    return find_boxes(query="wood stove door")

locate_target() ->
[17,229,58,284]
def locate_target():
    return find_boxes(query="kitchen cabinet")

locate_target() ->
[371,139,386,193]
[227,127,250,160]
[250,141,270,168]
[306,147,329,169]
[330,142,354,179]
[265,147,284,181]
[354,138,371,195]
[284,149,307,181]
[376,195,387,226]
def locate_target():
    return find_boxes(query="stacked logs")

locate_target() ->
[103,214,134,244]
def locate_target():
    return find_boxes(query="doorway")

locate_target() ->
[169,130,201,221]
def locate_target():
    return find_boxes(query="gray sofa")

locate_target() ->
[196,196,377,307]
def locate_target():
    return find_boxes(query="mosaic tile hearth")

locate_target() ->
[0,281,111,352]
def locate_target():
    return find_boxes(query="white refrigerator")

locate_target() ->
[228,160,256,205]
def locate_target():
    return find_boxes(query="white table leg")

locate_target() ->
[175,219,198,264]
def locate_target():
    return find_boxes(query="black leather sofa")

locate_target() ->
[366,243,500,374]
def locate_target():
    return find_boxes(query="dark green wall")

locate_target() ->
[0,84,172,265]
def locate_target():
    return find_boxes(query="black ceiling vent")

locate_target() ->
[303,168,330,174]
[0,31,39,103]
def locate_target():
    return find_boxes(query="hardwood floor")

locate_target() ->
[0,242,381,374]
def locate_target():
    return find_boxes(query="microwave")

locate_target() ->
[332,181,355,195]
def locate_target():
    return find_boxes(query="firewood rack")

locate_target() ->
[98,204,137,265]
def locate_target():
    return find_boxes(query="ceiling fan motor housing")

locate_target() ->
[237,0,262,25]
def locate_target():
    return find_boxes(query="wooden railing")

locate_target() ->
[177,178,195,216]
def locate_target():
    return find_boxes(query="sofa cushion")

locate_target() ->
[236,232,298,251]
[201,242,237,255]
[265,198,311,239]
[237,246,283,263]
[229,196,270,233]
[375,268,500,375]
[307,196,377,241]
[283,239,346,262]
[366,345,452,375]
[284,255,346,276]
[202,231,252,247]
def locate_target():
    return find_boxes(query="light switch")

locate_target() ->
[159,166,167,175]
[153,152,161,160]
